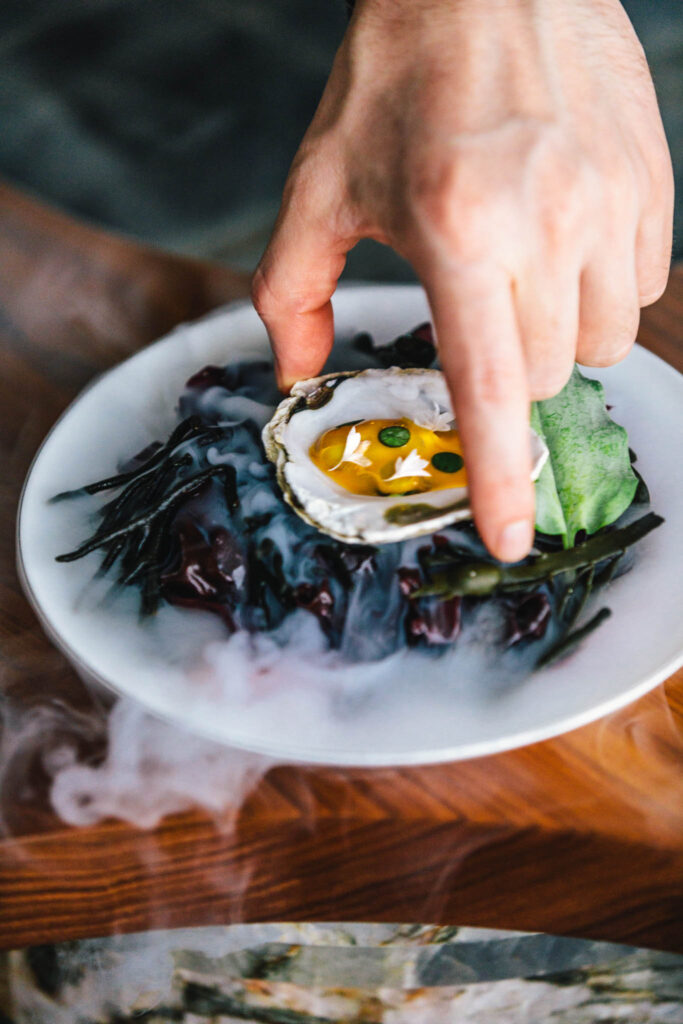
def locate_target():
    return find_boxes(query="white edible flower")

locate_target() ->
[415,401,454,433]
[331,424,372,471]
[387,448,431,481]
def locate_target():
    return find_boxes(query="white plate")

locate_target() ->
[17,285,683,766]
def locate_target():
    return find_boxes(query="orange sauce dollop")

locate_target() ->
[309,418,467,497]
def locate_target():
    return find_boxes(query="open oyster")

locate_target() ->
[263,367,548,544]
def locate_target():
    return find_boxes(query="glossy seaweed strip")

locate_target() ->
[412,512,664,600]
[411,512,662,666]
[55,466,225,562]
[52,406,246,622]
[536,607,613,668]
[57,454,239,618]
[50,416,227,501]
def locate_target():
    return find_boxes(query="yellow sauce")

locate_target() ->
[309,418,467,496]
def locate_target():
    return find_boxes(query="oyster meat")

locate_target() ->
[263,367,548,544]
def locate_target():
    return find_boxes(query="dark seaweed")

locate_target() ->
[397,563,462,646]
[504,592,552,647]
[54,347,657,669]
[413,513,662,665]
[159,518,245,631]
[51,416,210,500]
[537,607,613,668]
[353,321,436,368]
[56,465,228,563]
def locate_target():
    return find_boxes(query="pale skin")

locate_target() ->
[252,0,673,561]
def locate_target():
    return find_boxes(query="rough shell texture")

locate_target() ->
[263,368,548,545]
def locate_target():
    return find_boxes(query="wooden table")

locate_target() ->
[0,183,681,954]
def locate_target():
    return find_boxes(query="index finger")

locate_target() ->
[424,264,535,562]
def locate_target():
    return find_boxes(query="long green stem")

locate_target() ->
[413,512,663,600]
[537,607,612,668]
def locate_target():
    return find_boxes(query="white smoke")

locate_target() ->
[47,698,272,830]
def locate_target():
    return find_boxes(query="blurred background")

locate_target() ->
[0,0,680,281]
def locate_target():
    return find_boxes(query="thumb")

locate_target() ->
[251,174,353,391]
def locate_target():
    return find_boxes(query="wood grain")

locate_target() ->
[0,182,681,953]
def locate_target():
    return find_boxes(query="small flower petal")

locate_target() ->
[331,425,373,471]
[415,401,454,433]
[387,449,431,481]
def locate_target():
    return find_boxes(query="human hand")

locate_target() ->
[251,0,673,561]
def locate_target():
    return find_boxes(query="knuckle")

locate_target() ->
[528,361,574,401]
[578,341,632,368]
[607,157,639,209]
[637,237,671,306]
[283,149,322,201]
[252,264,334,322]
[614,304,641,346]
[646,133,674,195]
[250,266,275,319]
[251,265,306,322]
[543,176,597,250]
[408,162,491,260]
[251,271,312,320]
[539,176,581,234]
[578,312,639,367]
[465,357,516,408]
[532,142,597,245]
[639,270,669,306]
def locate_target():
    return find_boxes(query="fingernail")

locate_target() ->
[497,519,534,563]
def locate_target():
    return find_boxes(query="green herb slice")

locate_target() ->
[379,425,410,448]
[431,451,464,474]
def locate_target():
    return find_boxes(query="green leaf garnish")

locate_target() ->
[379,425,410,448]
[431,451,464,474]
[531,367,639,547]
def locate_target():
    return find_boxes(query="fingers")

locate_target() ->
[636,214,672,308]
[252,170,353,390]
[424,265,535,563]
[577,135,673,365]
[635,147,674,306]
[514,264,580,400]
[576,246,640,367]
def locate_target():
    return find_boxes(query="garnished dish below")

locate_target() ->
[53,321,662,672]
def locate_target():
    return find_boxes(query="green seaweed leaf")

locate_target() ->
[531,366,638,547]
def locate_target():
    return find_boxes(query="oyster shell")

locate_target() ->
[263,368,548,545]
